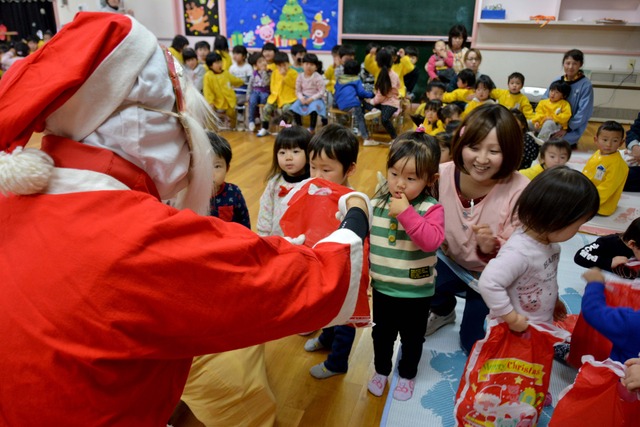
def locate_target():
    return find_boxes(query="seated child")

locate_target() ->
[435,131,453,163]
[442,68,475,106]
[258,52,298,137]
[511,108,539,169]
[207,132,250,229]
[246,53,271,133]
[519,139,571,180]
[290,53,326,132]
[402,46,420,96]
[582,121,629,216]
[461,75,496,119]
[256,126,311,236]
[302,125,361,379]
[324,45,342,96]
[425,40,454,83]
[581,267,640,363]
[574,217,639,279]
[363,49,401,146]
[421,100,445,135]
[290,43,307,73]
[411,81,446,126]
[491,72,534,120]
[203,52,244,128]
[335,44,356,82]
[229,45,253,107]
[532,80,572,142]
[441,104,462,125]
[334,59,375,144]
[360,43,379,94]
[182,47,205,93]
[261,42,278,72]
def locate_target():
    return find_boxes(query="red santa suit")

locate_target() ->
[0,13,368,426]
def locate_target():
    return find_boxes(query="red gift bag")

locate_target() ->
[567,276,640,368]
[280,178,351,248]
[455,319,568,427]
[549,357,640,427]
[280,178,371,327]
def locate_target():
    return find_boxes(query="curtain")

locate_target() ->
[0,0,55,41]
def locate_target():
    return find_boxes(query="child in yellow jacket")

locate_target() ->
[442,68,475,105]
[533,80,572,142]
[257,52,298,137]
[364,46,415,98]
[583,121,629,216]
[461,75,496,119]
[491,72,534,120]
[203,52,244,128]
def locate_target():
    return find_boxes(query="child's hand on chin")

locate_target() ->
[388,193,409,218]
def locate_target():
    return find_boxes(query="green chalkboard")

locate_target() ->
[342,0,475,37]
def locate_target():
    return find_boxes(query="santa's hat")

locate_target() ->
[0,12,214,213]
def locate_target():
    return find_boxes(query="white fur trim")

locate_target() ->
[316,228,364,327]
[45,16,158,142]
[0,147,54,195]
[44,168,129,194]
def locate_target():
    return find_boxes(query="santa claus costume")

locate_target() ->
[0,12,370,426]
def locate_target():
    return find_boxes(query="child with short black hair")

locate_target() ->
[258,52,298,137]
[334,44,356,82]
[533,80,572,142]
[479,167,599,351]
[203,52,244,128]
[182,47,205,92]
[403,46,420,95]
[324,44,342,95]
[511,108,539,169]
[583,120,629,216]
[261,42,279,71]
[441,104,462,125]
[335,59,375,144]
[169,35,189,64]
[290,54,326,132]
[442,68,475,105]
[194,40,210,64]
[422,100,445,136]
[491,72,534,120]
[290,43,307,73]
[246,54,271,133]
[519,139,572,180]
[367,130,445,401]
[229,45,253,107]
[213,35,232,71]
[435,131,453,163]
[411,81,447,126]
[461,75,496,118]
[207,132,250,229]
[257,126,311,236]
[303,124,361,379]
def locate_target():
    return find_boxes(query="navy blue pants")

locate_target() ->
[318,325,356,373]
[429,260,489,354]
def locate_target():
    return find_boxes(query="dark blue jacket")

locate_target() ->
[334,75,373,111]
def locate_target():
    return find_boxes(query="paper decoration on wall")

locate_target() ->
[183,0,220,36]
[226,0,338,51]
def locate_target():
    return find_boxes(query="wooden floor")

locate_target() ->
[25,121,614,427]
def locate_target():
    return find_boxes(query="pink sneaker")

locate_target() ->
[367,372,388,397]
[393,377,415,401]
[543,391,553,407]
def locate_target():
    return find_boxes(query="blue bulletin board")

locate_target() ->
[225,0,338,51]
